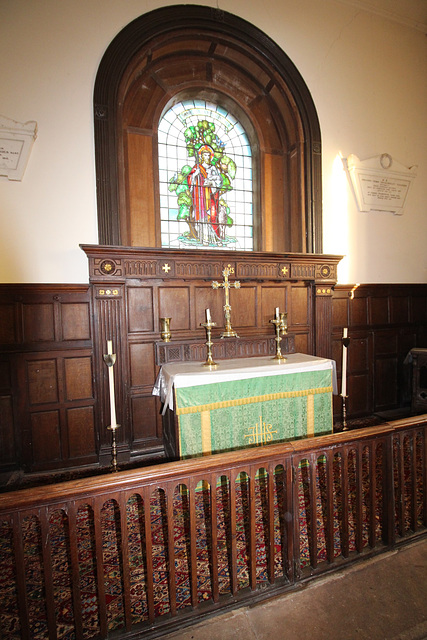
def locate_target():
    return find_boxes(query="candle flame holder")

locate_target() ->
[201,320,218,368]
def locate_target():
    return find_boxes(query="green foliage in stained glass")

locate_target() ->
[167,118,238,247]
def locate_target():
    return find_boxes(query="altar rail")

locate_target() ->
[0,416,426,640]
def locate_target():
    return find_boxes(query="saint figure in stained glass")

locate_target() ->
[159,101,253,250]
[168,119,236,247]
[187,145,222,245]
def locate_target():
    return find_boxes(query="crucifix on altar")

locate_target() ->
[212,264,240,338]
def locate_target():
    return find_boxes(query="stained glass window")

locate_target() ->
[158,100,253,250]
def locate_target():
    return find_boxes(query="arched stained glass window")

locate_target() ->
[158,100,253,250]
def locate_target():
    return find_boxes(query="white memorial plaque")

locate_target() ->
[0,115,37,181]
[344,154,417,215]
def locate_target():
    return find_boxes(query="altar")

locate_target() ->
[153,353,337,459]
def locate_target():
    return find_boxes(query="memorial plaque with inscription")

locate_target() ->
[345,153,417,215]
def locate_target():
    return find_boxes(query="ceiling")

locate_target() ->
[336,0,427,33]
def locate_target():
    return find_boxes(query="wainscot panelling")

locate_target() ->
[0,357,16,469]
[332,285,427,420]
[2,268,427,477]
[0,285,96,473]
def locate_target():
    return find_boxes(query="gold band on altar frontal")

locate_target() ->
[175,386,333,415]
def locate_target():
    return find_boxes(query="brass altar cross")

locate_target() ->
[212,264,240,338]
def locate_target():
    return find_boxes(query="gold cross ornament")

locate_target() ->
[212,264,240,338]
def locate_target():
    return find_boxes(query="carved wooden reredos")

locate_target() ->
[89,6,337,464]
[82,245,341,463]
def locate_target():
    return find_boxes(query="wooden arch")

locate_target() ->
[94,5,322,253]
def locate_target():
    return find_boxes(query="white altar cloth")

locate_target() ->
[153,353,337,413]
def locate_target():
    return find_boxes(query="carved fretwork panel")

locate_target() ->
[155,335,295,366]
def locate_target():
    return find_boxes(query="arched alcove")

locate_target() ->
[94,5,322,253]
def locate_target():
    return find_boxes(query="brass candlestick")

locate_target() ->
[270,312,288,362]
[107,424,120,472]
[160,317,171,342]
[342,395,349,431]
[201,320,218,368]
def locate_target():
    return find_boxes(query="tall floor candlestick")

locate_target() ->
[341,328,350,431]
[104,340,120,471]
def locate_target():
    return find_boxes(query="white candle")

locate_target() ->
[206,308,211,322]
[341,328,348,397]
[275,307,280,320]
[107,340,117,427]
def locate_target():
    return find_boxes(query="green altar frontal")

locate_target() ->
[155,355,335,459]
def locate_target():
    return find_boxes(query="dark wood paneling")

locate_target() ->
[28,359,58,405]
[261,286,287,326]
[0,304,16,344]
[159,287,190,330]
[390,295,409,324]
[0,394,15,465]
[0,359,11,388]
[294,333,309,354]
[348,374,371,416]
[370,296,389,325]
[332,296,348,328]
[290,285,310,326]
[67,406,96,458]
[375,358,398,409]
[350,297,368,326]
[350,337,370,373]
[230,287,256,327]
[64,357,93,401]
[412,295,427,323]
[62,303,91,340]
[131,396,162,446]
[375,331,398,356]
[129,343,156,387]
[333,284,427,419]
[194,285,223,329]
[127,287,154,333]
[0,285,94,473]
[2,269,427,476]
[30,411,61,463]
[23,304,55,342]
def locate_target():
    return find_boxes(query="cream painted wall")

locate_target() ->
[0,0,426,284]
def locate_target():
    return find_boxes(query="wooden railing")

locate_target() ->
[0,416,426,640]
